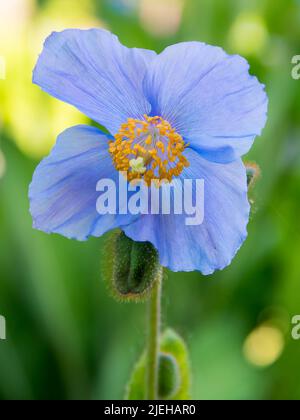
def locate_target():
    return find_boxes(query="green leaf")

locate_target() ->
[125,329,191,400]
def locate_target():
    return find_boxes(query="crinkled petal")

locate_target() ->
[29,125,136,240]
[123,148,250,274]
[144,42,268,163]
[33,29,156,134]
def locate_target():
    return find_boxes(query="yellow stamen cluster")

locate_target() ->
[109,115,189,185]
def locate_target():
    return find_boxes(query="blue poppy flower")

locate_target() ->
[29,29,268,274]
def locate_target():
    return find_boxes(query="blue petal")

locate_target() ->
[29,125,136,241]
[33,29,156,134]
[123,148,250,274]
[144,42,268,163]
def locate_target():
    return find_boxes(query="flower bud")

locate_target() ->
[103,230,162,302]
[246,161,261,189]
[158,353,180,400]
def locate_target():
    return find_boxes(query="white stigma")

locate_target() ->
[129,157,147,174]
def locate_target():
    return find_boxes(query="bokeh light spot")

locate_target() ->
[228,12,268,56]
[0,149,6,179]
[139,0,184,38]
[243,325,285,368]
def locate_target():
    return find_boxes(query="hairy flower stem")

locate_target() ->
[146,271,163,400]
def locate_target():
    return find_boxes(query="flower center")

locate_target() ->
[109,115,189,185]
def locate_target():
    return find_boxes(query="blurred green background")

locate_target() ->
[0,0,300,400]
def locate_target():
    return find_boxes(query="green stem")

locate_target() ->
[146,271,162,400]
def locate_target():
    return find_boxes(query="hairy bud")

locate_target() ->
[158,353,180,400]
[246,161,261,190]
[103,230,162,302]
